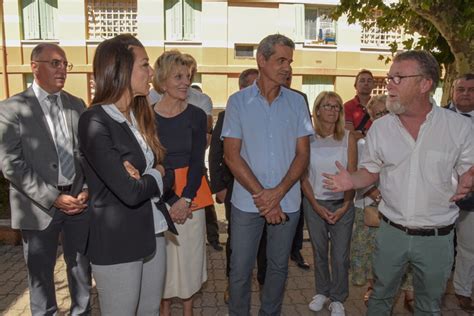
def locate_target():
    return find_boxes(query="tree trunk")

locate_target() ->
[440,62,456,107]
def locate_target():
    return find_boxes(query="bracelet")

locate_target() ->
[182,197,192,207]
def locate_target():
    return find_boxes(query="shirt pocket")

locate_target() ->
[424,150,455,186]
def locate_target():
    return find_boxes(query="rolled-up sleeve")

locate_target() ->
[359,127,383,173]
[221,95,242,139]
[455,123,474,175]
[296,98,314,138]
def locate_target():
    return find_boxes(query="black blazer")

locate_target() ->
[209,110,233,201]
[78,105,173,265]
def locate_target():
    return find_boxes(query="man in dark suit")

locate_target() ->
[449,73,474,313]
[284,70,311,271]
[0,43,91,315]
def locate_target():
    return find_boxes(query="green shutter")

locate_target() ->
[183,0,200,40]
[22,0,41,40]
[38,0,58,39]
[302,76,334,111]
[165,0,183,40]
[294,4,304,42]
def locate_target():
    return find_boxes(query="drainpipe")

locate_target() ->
[0,0,9,99]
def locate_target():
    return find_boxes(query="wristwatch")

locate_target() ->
[183,197,192,207]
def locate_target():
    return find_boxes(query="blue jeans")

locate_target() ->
[228,205,299,316]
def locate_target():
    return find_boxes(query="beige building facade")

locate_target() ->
[0,0,404,109]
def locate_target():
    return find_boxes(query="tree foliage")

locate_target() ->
[333,0,474,103]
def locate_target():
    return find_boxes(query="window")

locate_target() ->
[372,77,387,95]
[305,7,336,44]
[24,73,34,89]
[165,0,201,41]
[361,20,404,48]
[235,45,256,58]
[88,74,96,105]
[22,0,58,40]
[302,76,335,111]
[87,0,137,40]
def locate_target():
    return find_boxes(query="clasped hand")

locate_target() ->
[54,190,88,215]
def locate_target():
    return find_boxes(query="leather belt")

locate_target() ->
[56,185,72,193]
[381,215,454,236]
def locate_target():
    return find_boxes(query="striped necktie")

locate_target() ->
[47,94,75,180]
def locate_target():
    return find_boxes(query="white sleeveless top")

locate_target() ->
[308,130,350,200]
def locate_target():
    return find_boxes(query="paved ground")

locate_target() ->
[0,206,472,315]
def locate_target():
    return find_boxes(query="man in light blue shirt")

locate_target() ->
[222,34,313,316]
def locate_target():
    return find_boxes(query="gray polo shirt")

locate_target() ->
[221,82,313,213]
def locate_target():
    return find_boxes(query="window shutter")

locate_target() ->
[294,4,304,42]
[22,0,41,40]
[165,0,183,40]
[304,7,318,41]
[302,76,334,110]
[183,0,201,40]
[38,0,58,39]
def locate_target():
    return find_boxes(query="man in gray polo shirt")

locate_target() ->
[222,34,313,316]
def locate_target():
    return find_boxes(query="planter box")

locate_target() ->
[0,220,21,245]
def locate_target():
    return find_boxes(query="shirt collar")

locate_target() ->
[450,102,474,116]
[391,98,438,124]
[102,104,138,127]
[250,80,284,100]
[32,80,61,103]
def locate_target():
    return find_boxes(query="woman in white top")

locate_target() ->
[302,91,357,316]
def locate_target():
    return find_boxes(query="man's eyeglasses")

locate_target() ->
[321,104,342,112]
[374,110,389,119]
[33,59,73,71]
[385,74,423,85]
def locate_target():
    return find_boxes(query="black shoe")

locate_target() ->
[290,251,310,270]
[210,241,223,251]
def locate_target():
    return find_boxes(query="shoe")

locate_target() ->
[363,286,373,307]
[455,294,474,313]
[223,285,229,304]
[210,240,223,251]
[308,294,328,312]
[290,251,310,270]
[328,301,345,316]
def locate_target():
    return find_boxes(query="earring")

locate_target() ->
[316,111,320,116]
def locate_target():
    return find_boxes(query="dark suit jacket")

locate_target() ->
[0,87,86,230]
[78,105,173,265]
[209,111,233,204]
[447,105,474,211]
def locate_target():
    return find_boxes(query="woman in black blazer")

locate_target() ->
[78,34,172,315]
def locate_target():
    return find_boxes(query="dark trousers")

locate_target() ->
[21,209,91,316]
[205,204,220,243]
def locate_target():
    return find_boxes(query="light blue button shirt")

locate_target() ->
[221,82,314,213]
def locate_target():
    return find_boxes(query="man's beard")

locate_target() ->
[387,99,406,114]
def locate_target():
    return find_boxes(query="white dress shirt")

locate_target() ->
[448,102,474,124]
[32,81,74,186]
[360,103,474,227]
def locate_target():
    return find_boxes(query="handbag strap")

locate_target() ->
[355,112,371,132]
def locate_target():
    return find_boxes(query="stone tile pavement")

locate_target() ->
[0,205,471,315]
